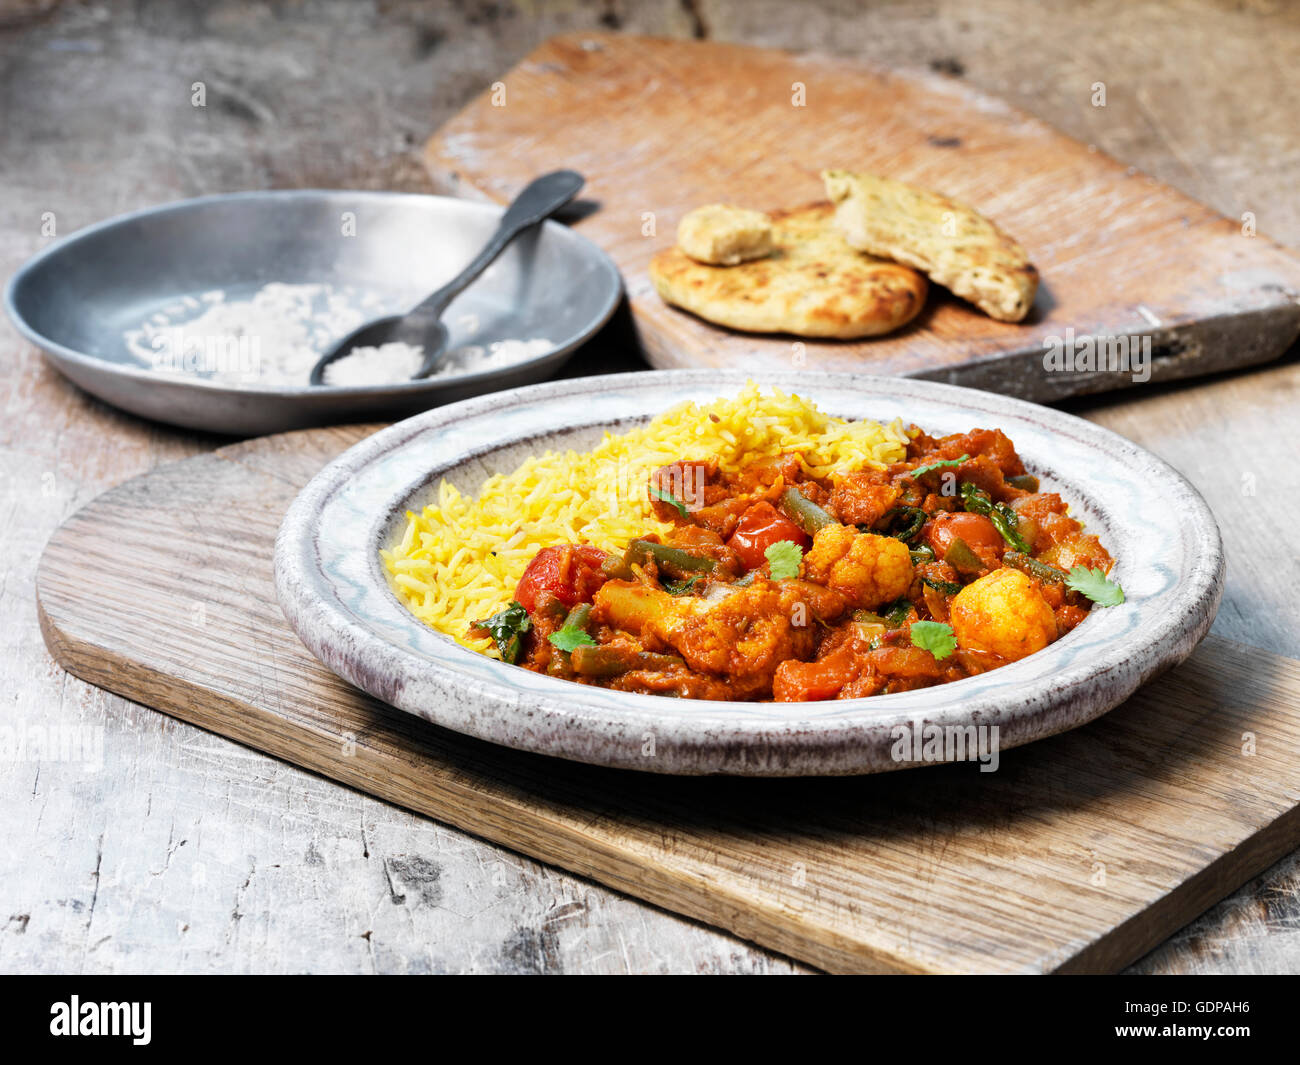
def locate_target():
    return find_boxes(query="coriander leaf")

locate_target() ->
[1065,566,1126,607]
[911,453,970,478]
[475,601,532,664]
[650,485,689,518]
[765,539,803,580]
[548,625,597,653]
[910,620,957,660]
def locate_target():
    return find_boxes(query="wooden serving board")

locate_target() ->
[34,426,1300,974]
[424,33,1300,401]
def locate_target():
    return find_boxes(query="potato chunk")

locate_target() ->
[950,568,1057,661]
[677,204,774,265]
[802,525,913,610]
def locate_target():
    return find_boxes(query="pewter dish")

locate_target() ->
[4,190,622,436]
[274,370,1225,777]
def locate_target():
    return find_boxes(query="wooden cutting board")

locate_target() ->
[35,425,1300,974]
[423,33,1300,401]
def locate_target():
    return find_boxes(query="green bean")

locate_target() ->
[546,658,568,676]
[529,596,568,619]
[561,602,593,632]
[625,539,717,576]
[570,646,685,677]
[778,487,836,535]
[1004,551,1068,585]
[943,537,986,576]
[601,554,634,580]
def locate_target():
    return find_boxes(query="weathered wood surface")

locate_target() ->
[3,0,1300,974]
[425,33,1300,402]
[33,424,1300,973]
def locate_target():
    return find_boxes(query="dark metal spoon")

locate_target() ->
[310,169,585,385]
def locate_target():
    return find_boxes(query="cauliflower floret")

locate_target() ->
[662,581,817,679]
[802,525,913,610]
[592,580,816,680]
[949,568,1057,661]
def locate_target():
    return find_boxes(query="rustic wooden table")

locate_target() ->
[2,0,1297,974]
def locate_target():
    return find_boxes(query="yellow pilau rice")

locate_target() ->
[382,381,910,657]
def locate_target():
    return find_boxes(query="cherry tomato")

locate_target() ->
[926,511,1005,566]
[514,544,608,614]
[725,502,811,572]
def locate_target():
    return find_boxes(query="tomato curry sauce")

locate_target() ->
[472,426,1118,702]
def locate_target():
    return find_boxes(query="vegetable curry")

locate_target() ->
[472,426,1121,702]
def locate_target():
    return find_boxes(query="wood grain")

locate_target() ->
[423,33,1300,402]
[34,426,1300,974]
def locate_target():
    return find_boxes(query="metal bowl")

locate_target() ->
[4,190,623,436]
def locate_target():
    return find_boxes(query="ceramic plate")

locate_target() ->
[4,191,621,436]
[274,370,1224,776]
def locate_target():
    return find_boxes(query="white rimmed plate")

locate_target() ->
[274,370,1224,776]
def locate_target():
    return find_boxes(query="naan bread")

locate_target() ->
[822,169,1038,322]
[649,203,928,339]
[677,204,774,265]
